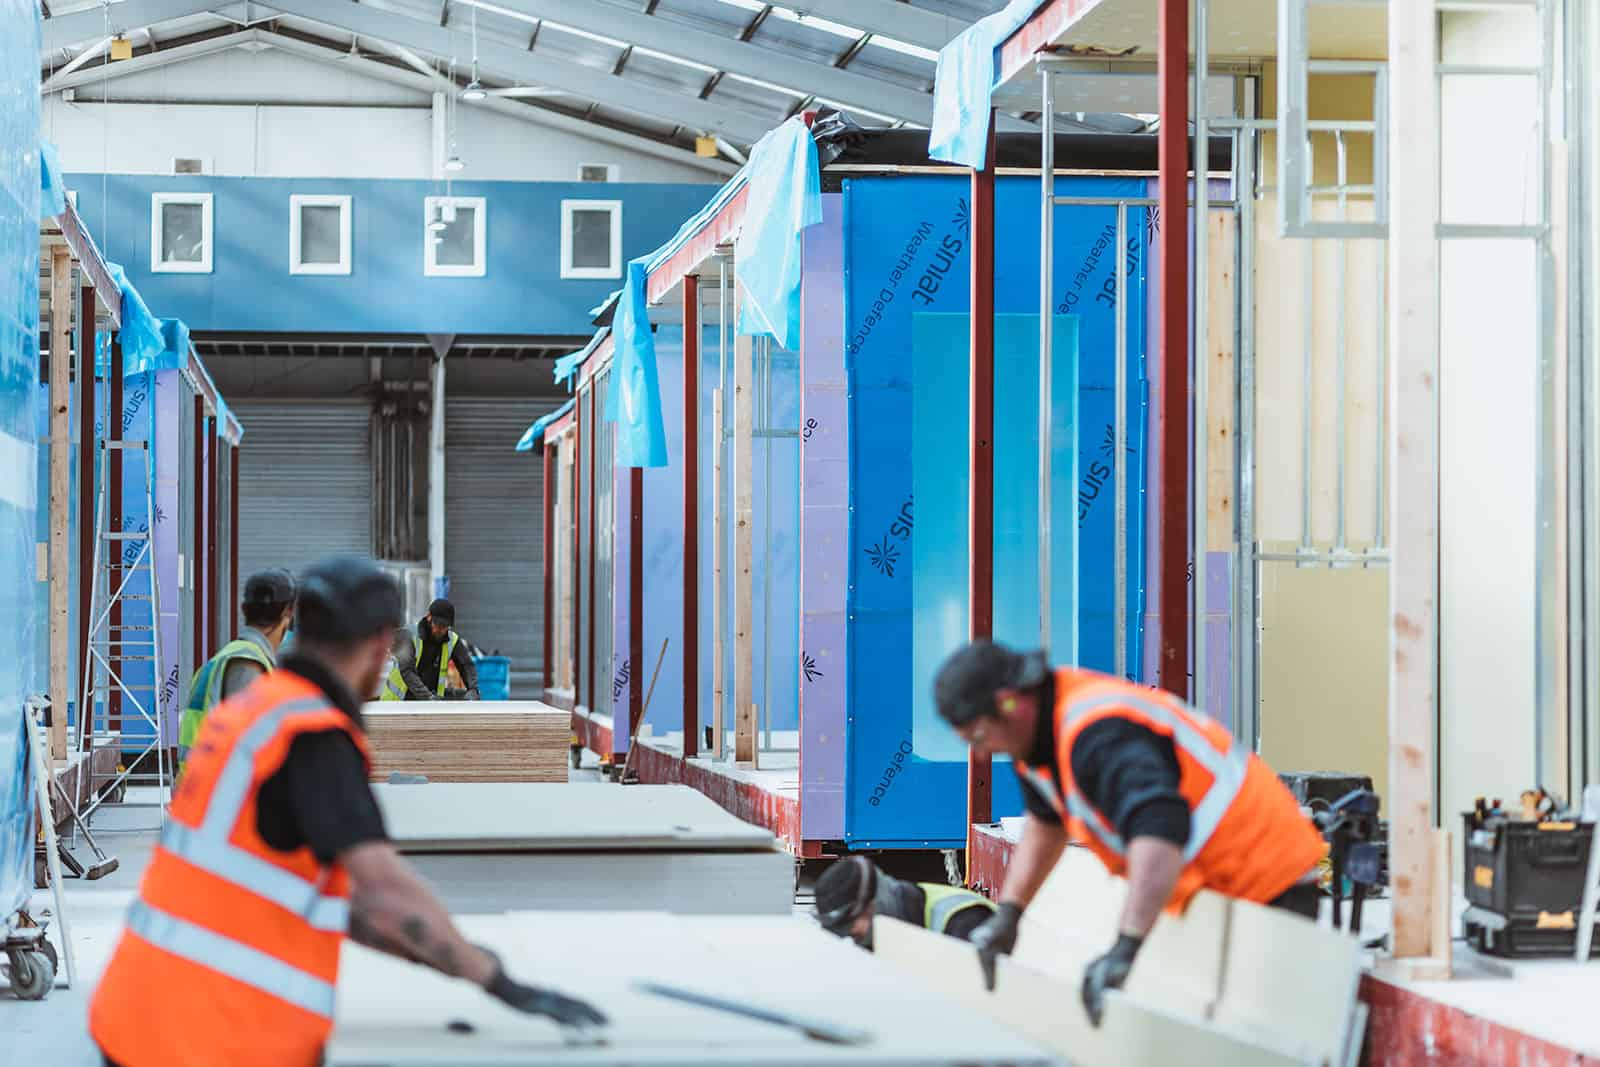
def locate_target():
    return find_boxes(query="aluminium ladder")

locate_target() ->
[75,433,170,825]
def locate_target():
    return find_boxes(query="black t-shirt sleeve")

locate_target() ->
[1015,767,1064,825]
[1068,718,1190,847]
[256,730,387,862]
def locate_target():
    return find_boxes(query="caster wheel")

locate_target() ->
[37,939,59,975]
[570,746,582,771]
[6,949,55,1001]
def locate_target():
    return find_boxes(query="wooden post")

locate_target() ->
[711,388,725,759]
[76,282,97,758]
[682,274,701,757]
[629,466,644,743]
[966,117,996,864]
[1385,0,1443,968]
[48,247,73,761]
[1158,0,1191,698]
[734,331,756,767]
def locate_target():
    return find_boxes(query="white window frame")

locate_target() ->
[424,195,487,278]
[289,194,352,276]
[150,192,213,274]
[560,199,623,281]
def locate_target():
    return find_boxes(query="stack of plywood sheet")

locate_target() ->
[328,911,1055,1066]
[361,702,567,783]
[872,848,1365,1067]
[374,782,793,914]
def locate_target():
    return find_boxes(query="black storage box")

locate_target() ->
[1279,772,1375,810]
[1462,813,1597,958]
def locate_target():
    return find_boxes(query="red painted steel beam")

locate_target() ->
[228,443,239,631]
[681,274,700,757]
[586,387,598,743]
[542,436,555,691]
[1157,0,1191,697]
[76,283,96,729]
[193,396,205,671]
[573,396,586,750]
[966,115,997,877]
[206,411,219,658]
[108,335,123,732]
[628,467,643,743]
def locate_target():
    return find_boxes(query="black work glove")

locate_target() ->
[483,954,608,1029]
[1081,933,1142,1028]
[967,902,1022,992]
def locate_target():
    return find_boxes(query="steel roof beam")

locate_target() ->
[787,0,968,52]
[43,0,223,52]
[263,0,775,143]
[460,0,939,127]
[41,25,260,93]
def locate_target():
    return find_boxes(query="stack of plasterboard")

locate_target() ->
[328,912,1056,1066]
[873,848,1365,1067]
[374,782,794,915]
[361,702,567,783]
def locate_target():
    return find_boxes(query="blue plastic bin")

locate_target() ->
[473,656,511,701]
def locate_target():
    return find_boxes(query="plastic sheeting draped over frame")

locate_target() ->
[603,259,669,468]
[735,118,823,350]
[106,262,165,372]
[928,0,1043,169]
[39,139,66,220]
[516,398,574,453]
[0,0,41,924]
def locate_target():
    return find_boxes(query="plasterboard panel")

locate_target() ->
[373,781,777,851]
[329,913,1055,1065]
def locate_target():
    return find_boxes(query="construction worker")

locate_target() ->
[932,640,1325,1027]
[377,626,413,701]
[393,597,479,700]
[89,555,605,1067]
[177,568,295,765]
[814,855,996,949]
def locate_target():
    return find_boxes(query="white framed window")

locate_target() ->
[151,192,213,273]
[289,194,352,275]
[424,196,487,278]
[578,163,618,183]
[560,199,622,280]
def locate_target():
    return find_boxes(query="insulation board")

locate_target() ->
[362,702,568,783]
[328,912,1055,1065]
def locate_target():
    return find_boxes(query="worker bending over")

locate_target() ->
[933,640,1325,1026]
[815,855,995,949]
[390,597,479,700]
[90,556,604,1067]
[177,568,295,764]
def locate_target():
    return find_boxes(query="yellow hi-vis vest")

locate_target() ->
[919,883,996,935]
[381,631,461,699]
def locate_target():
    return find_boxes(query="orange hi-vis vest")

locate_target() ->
[90,669,372,1067]
[1016,668,1325,913]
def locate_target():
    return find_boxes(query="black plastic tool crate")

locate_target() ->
[1462,814,1597,957]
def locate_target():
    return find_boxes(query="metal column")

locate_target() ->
[428,352,447,598]
[1039,71,1055,652]
[966,115,997,872]
[77,283,97,732]
[542,435,555,692]
[682,274,701,757]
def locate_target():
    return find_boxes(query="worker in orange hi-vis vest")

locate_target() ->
[90,555,606,1067]
[932,640,1326,1027]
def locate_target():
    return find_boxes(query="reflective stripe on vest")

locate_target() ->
[160,696,351,930]
[413,631,459,697]
[1063,692,1250,863]
[922,884,995,934]
[380,664,407,701]
[126,899,335,1020]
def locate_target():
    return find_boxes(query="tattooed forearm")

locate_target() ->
[341,841,497,988]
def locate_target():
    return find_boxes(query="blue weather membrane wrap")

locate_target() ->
[842,174,1151,848]
[39,139,66,220]
[603,259,668,468]
[928,0,1042,168]
[106,262,165,372]
[553,328,609,385]
[516,398,574,453]
[735,118,823,350]
[0,0,42,923]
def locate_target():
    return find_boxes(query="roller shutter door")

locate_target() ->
[445,396,558,696]
[234,400,372,592]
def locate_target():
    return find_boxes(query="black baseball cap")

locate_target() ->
[933,640,1049,726]
[242,569,296,607]
[427,598,455,625]
[295,556,404,645]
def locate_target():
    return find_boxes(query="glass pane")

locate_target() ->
[299,204,343,265]
[436,206,477,267]
[571,209,613,270]
[160,202,205,263]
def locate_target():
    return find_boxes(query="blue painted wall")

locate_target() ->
[64,174,717,336]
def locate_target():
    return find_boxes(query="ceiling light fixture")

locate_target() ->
[429,204,448,232]
[444,154,465,172]
[461,5,486,101]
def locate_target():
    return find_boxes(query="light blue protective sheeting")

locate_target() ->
[603,258,668,468]
[39,139,66,220]
[516,398,574,452]
[0,0,41,925]
[928,0,1044,168]
[106,263,165,372]
[553,328,609,385]
[735,118,822,350]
